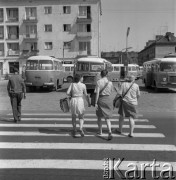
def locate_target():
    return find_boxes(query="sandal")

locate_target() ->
[80,130,85,137]
[108,133,113,140]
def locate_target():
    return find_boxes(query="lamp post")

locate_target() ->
[125,27,130,77]
[120,47,132,64]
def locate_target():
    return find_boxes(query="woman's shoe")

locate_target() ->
[115,129,122,135]
[80,130,85,137]
[96,131,102,136]
[72,130,77,138]
[108,133,113,140]
[128,134,134,138]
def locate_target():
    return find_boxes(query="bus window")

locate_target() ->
[160,62,176,72]
[26,60,38,70]
[39,60,53,70]
[77,62,89,71]
[90,63,104,72]
[128,67,132,71]
[71,66,74,71]
[65,67,70,71]
[131,66,136,71]
[54,61,58,70]
[114,66,120,71]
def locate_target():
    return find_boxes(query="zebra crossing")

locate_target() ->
[0,112,175,179]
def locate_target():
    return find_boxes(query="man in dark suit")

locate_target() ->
[7,67,26,123]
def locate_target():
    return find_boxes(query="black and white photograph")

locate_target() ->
[0,0,176,179]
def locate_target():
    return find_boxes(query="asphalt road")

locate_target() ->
[0,79,176,180]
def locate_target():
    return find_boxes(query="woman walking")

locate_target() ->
[94,70,114,140]
[116,75,140,137]
[67,74,90,137]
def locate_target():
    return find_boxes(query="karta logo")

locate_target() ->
[103,158,175,179]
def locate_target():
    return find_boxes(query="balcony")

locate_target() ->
[76,16,92,23]
[23,33,37,40]
[79,50,91,56]
[77,32,92,38]
[8,49,20,56]
[23,17,38,23]
[7,34,19,40]
[6,17,18,22]
[20,49,39,57]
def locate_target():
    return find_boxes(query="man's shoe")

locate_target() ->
[80,130,85,137]
[108,133,113,140]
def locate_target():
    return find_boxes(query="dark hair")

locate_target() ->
[74,74,82,83]
[100,70,108,77]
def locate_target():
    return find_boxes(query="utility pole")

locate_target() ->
[125,27,130,78]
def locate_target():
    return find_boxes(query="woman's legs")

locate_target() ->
[129,117,135,137]
[119,115,125,133]
[72,114,77,132]
[105,118,112,140]
[97,117,102,134]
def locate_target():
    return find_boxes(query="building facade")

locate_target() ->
[0,0,101,75]
[138,32,176,65]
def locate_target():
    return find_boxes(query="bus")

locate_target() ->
[142,58,176,91]
[108,64,125,81]
[63,64,74,82]
[74,56,112,90]
[25,56,65,91]
[127,64,140,79]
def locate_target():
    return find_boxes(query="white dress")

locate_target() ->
[67,82,87,116]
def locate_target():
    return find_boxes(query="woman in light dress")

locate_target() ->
[67,74,90,137]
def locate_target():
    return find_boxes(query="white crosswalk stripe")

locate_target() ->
[0,112,175,174]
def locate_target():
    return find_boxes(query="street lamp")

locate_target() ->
[120,47,132,64]
[125,27,130,77]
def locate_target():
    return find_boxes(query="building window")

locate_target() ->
[63,42,71,49]
[78,24,91,32]
[63,6,71,14]
[78,6,91,18]
[45,25,52,32]
[26,25,37,35]
[6,8,18,21]
[0,26,4,39]
[45,42,53,50]
[79,41,91,55]
[0,9,3,22]
[44,7,52,14]
[25,42,37,51]
[63,24,71,32]
[25,7,37,19]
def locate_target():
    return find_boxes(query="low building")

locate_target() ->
[138,32,176,65]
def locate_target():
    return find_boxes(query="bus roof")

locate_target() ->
[112,64,124,66]
[27,56,62,61]
[62,64,74,67]
[128,64,139,67]
[143,58,176,65]
[77,56,109,63]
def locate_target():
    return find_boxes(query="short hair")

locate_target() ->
[101,70,108,77]
[128,75,135,82]
[74,74,82,83]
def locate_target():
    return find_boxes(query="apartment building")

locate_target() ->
[0,0,102,75]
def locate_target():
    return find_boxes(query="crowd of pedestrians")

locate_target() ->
[7,68,140,140]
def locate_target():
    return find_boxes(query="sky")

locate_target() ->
[101,0,176,52]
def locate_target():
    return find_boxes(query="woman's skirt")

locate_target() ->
[118,100,138,118]
[70,97,85,118]
[96,95,113,119]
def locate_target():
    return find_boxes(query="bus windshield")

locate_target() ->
[26,60,38,70]
[39,60,53,70]
[160,62,176,72]
[76,62,104,72]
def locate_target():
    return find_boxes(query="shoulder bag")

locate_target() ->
[113,82,134,109]
[91,81,109,107]
[60,83,73,113]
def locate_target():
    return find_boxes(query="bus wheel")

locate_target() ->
[67,76,73,83]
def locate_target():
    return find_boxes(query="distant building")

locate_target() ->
[0,0,102,75]
[101,51,138,64]
[138,32,176,65]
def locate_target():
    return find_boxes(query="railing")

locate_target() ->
[23,34,37,39]
[77,32,91,37]
[7,34,18,40]
[23,16,38,22]
[8,49,20,56]
[6,17,18,22]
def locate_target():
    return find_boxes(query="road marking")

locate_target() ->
[0,160,175,171]
[7,113,143,117]
[0,131,165,138]
[0,124,156,129]
[7,118,149,122]
[0,142,175,151]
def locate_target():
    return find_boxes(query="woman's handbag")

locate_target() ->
[60,97,70,113]
[91,81,109,106]
[113,82,134,109]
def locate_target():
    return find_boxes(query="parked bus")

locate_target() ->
[108,64,125,81]
[63,64,74,82]
[142,58,176,91]
[137,66,143,79]
[74,56,112,90]
[25,56,65,91]
[127,64,140,79]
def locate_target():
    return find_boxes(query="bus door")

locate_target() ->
[120,66,125,79]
